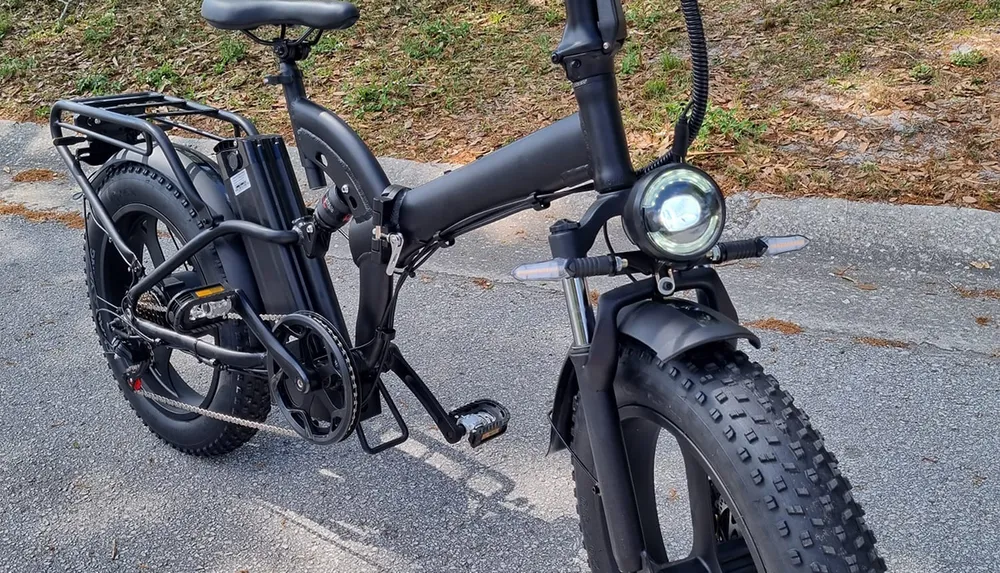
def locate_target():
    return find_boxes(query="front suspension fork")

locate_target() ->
[562,277,655,572]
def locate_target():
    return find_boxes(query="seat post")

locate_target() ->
[264,43,326,189]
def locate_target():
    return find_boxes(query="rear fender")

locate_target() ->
[547,298,761,453]
[89,144,263,308]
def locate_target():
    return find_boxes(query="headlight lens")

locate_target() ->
[624,164,725,260]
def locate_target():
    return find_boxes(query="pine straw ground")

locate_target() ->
[1,0,998,209]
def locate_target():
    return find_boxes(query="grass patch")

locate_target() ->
[660,52,685,73]
[909,62,935,83]
[665,102,765,144]
[83,11,115,45]
[144,63,179,89]
[0,56,34,80]
[402,20,470,60]
[951,49,986,67]
[345,78,411,115]
[621,43,643,75]
[0,12,12,40]
[835,47,861,74]
[76,73,118,95]
[313,34,346,55]
[215,36,248,73]
[968,0,1000,20]
[644,79,669,99]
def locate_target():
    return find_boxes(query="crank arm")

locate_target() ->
[386,345,466,444]
[232,292,310,387]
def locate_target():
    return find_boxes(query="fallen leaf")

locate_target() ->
[856,283,878,291]
[970,261,992,269]
[858,140,870,153]
[853,336,910,349]
[745,318,804,335]
[962,196,978,204]
[831,129,848,144]
[943,191,955,202]
[421,127,444,141]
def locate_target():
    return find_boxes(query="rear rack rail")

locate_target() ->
[49,92,261,274]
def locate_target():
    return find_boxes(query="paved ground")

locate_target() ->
[1,120,999,572]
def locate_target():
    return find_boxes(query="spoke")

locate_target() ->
[201,366,221,408]
[148,348,180,398]
[681,445,722,573]
[287,406,315,439]
[623,418,669,564]
[143,220,167,268]
[148,348,204,406]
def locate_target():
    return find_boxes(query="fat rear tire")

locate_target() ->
[85,163,270,456]
[572,342,886,573]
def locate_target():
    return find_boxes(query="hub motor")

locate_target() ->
[268,311,359,444]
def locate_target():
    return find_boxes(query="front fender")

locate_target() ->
[547,298,761,454]
[88,144,263,309]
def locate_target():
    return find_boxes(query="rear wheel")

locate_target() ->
[85,163,270,456]
[572,342,886,573]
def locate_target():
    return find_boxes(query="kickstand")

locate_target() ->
[356,379,409,454]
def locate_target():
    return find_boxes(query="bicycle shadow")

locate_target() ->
[210,424,590,572]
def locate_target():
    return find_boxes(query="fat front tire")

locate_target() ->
[85,163,270,456]
[571,342,886,573]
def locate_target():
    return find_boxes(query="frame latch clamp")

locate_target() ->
[385,233,404,275]
[371,226,405,275]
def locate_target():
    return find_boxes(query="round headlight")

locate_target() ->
[623,164,725,261]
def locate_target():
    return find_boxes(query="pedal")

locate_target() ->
[451,400,510,448]
[166,284,236,333]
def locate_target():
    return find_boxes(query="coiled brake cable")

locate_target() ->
[637,0,709,174]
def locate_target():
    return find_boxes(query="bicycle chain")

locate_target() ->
[134,387,302,439]
[132,299,301,439]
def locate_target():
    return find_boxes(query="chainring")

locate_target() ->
[268,311,359,444]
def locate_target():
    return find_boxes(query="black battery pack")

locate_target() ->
[215,136,310,315]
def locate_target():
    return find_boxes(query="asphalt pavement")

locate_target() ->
[1,119,998,572]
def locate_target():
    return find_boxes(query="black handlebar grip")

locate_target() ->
[716,238,766,262]
[566,256,617,278]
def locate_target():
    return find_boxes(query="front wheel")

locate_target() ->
[571,343,886,573]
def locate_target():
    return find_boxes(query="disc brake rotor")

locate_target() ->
[268,311,359,444]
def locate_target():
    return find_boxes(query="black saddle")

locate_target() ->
[201,0,359,31]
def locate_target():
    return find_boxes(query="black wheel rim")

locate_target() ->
[617,404,763,573]
[94,205,223,420]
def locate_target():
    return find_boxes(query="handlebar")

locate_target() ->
[511,236,809,282]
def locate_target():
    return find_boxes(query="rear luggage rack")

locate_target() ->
[51,91,258,166]
[49,92,261,270]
